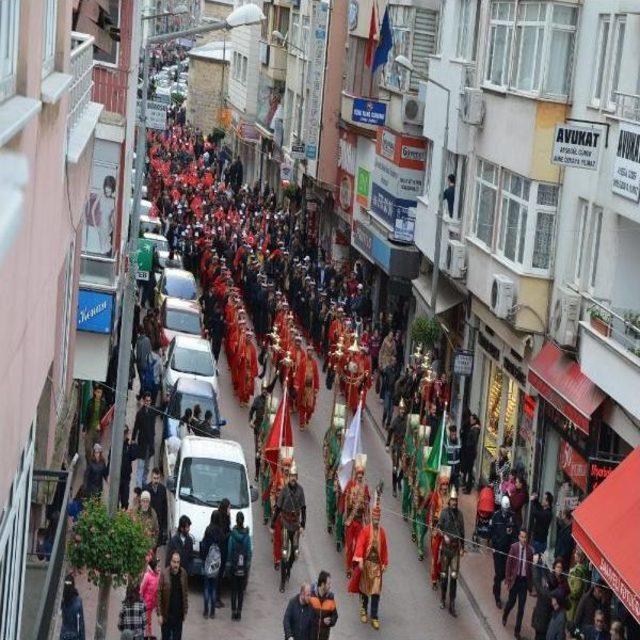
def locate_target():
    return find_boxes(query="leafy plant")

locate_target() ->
[411,315,441,350]
[283,183,299,201]
[588,305,612,324]
[67,498,152,588]
[171,92,185,106]
[211,127,226,143]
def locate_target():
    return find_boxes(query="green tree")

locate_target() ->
[67,498,152,588]
[411,315,441,351]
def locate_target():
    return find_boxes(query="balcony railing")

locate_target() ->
[68,32,95,131]
[614,91,640,124]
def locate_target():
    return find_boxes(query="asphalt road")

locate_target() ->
[151,349,491,640]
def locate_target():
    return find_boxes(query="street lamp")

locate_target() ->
[395,54,450,321]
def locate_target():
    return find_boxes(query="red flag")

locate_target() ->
[365,3,378,68]
[264,386,293,474]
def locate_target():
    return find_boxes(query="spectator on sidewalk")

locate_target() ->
[83,443,109,499]
[529,492,554,555]
[140,557,160,640]
[489,447,511,508]
[574,582,611,630]
[583,609,611,640]
[200,511,223,619]
[460,413,481,493]
[283,583,315,640]
[117,584,147,639]
[59,574,85,640]
[215,499,232,609]
[158,551,189,640]
[165,515,194,573]
[228,511,252,621]
[490,496,516,609]
[135,490,159,547]
[567,549,590,622]
[144,468,168,545]
[555,510,576,571]
[508,475,529,529]
[532,557,569,640]
[545,593,567,640]
[502,529,534,640]
[108,426,138,510]
[444,424,461,489]
[135,330,152,382]
[133,393,156,489]
[309,570,338,640]
[82,384,108,462]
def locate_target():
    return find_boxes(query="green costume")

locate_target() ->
[258,411,273,523]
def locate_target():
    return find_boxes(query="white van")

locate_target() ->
[165,436,258,575]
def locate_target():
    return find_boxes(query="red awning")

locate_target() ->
[573,447,640,623]
[527,342,605,434]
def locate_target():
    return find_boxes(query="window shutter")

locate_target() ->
[410,9,438,92]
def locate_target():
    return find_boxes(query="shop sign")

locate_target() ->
[281,162,293,184]
[352,98,387,126]
[520,394,536,445]
[356,167,371,207]
[597,558,640,623]
[559,440,588,492]
[478,332,500,361]
[351,220,392,272]
[373,155,424,200]
[551,124,603,171]
[303,0,329,160]
[136,238,154,281]
[291,143,306,160]
[238,123,259,141]
[137,100,168,131]
[453,350,474,376]
[370,182,417,242]
[612,122,640,202]
[503,356,527,387]
[587,457,619,493]
[77,289,114,335]
[375,128,427,170]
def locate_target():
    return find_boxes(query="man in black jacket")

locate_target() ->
[490,496,517,609]
[111,426,137,509]
[166,515,194,573]
[529,491,553,555]
[132,392,156,488]
[144,467,168,545]
[284,584,315,640]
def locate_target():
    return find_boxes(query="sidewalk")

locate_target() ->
[364,397,536,640]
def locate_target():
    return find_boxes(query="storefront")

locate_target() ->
[528,342,605,517]
[471,300,535,483]
[230,112,259,187]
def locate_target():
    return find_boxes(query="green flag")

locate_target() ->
[425,409,446,492]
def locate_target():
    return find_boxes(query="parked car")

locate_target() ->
[155,268,197,308]
[162,335,218,401]
[165,436,258,575]
[163,377,224,440]
[161,297,204,345]
[143,232,175,272]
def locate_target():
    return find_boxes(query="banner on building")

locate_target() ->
[281,162,293,185]
[356,167,371,207]
[303,0,329,160]
[336,130,357,223]
[77,289,114,334]
[352,98,387,126]
[612,122,640,202]
[137,99,168,131]
[551,123,603,171]
[291,143,306,160]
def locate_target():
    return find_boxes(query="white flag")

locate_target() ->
[338,401,363,490]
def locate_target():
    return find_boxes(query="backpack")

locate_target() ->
[231,536,247,577]
[204,542,221,578]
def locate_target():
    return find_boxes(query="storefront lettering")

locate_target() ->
[78,300,108,324]
[503,357,527,387]
[338,134,356,175]
[598,559,640,621]
[478,332,500,361]
[559,440,588,492]
[587,457,619,493]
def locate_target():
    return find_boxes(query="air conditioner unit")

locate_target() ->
[550,285,581,347]
[402,95,425,126]
[491,274,515,319]
[445,239,466,279]
[461,87,485,126]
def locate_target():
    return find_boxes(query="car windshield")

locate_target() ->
[148,237,169,252]
[171,346,215,376]
[178,458,249,509]
[165,309,200,335]
[169,390,218,421]
[163,275,196,300]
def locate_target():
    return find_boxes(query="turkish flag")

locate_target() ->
[364,4,378,68]
[264,386,293,474]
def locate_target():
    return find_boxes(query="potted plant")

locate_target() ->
[588,306,612,337]
[411,315,442,352]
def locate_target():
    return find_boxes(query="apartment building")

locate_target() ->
[0,1,102,637]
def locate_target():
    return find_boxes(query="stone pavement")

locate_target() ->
[364,392,537,640]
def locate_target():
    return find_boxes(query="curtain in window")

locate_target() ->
[476,182,497,245]
[532,211,554,269]
[546,28,574,94]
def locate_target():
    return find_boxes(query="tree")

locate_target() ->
[67,498,152,588]
[411,315,441,351]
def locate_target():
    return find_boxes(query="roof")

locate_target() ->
[180,436,246,465]
[188,40,233,63]
[175,377,216,397]
[164,268,196,282]
[173,335,211,352]
[164,297,201,313]
[572,447,640,623]
[528,342,605,434]
[143,232,168,242]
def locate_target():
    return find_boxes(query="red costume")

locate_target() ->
[295,352,319,427]
[343,476,370,573]
[427,475,450,585]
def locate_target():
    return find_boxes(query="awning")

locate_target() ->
[573,447,640,623]
[528,342,605,434]
[412,274,464,315]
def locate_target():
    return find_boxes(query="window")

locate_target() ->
[301,15,310,57]
[589,206,603,289]
[57,240,75,405]
[456,0,480,60]
[532,184,558,269]
[592,16,610,105]
[383,6,413,93]
[485,1,515,87]
[574,199,589,284]
[473,159,499,246]
[499,170,531,264]
[291,13,300,50]
[241,55,247,84]
[608,16,625,109]
[42,0,57,77]
[0,0,21,102]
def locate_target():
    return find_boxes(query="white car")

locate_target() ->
[163,335,218,400]
[142,232,182,271]
[165,436,258,575]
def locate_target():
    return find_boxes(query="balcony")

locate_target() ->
[67,32,103,163]
[413,195,462,269]
[262,43,288,83]
[614,91,640,124]
[578,296,640,421]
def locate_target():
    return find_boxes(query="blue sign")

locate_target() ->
[352,99,387,126]
[77,289,114,334]
[370,182,416,229]
[352,221,392,272]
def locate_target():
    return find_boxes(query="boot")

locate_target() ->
[203,605,208,618]
[449,601,457,617]
[360,607,368,624]
[371,619,380,630]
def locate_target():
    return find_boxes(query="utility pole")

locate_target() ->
[94,6,264,637]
